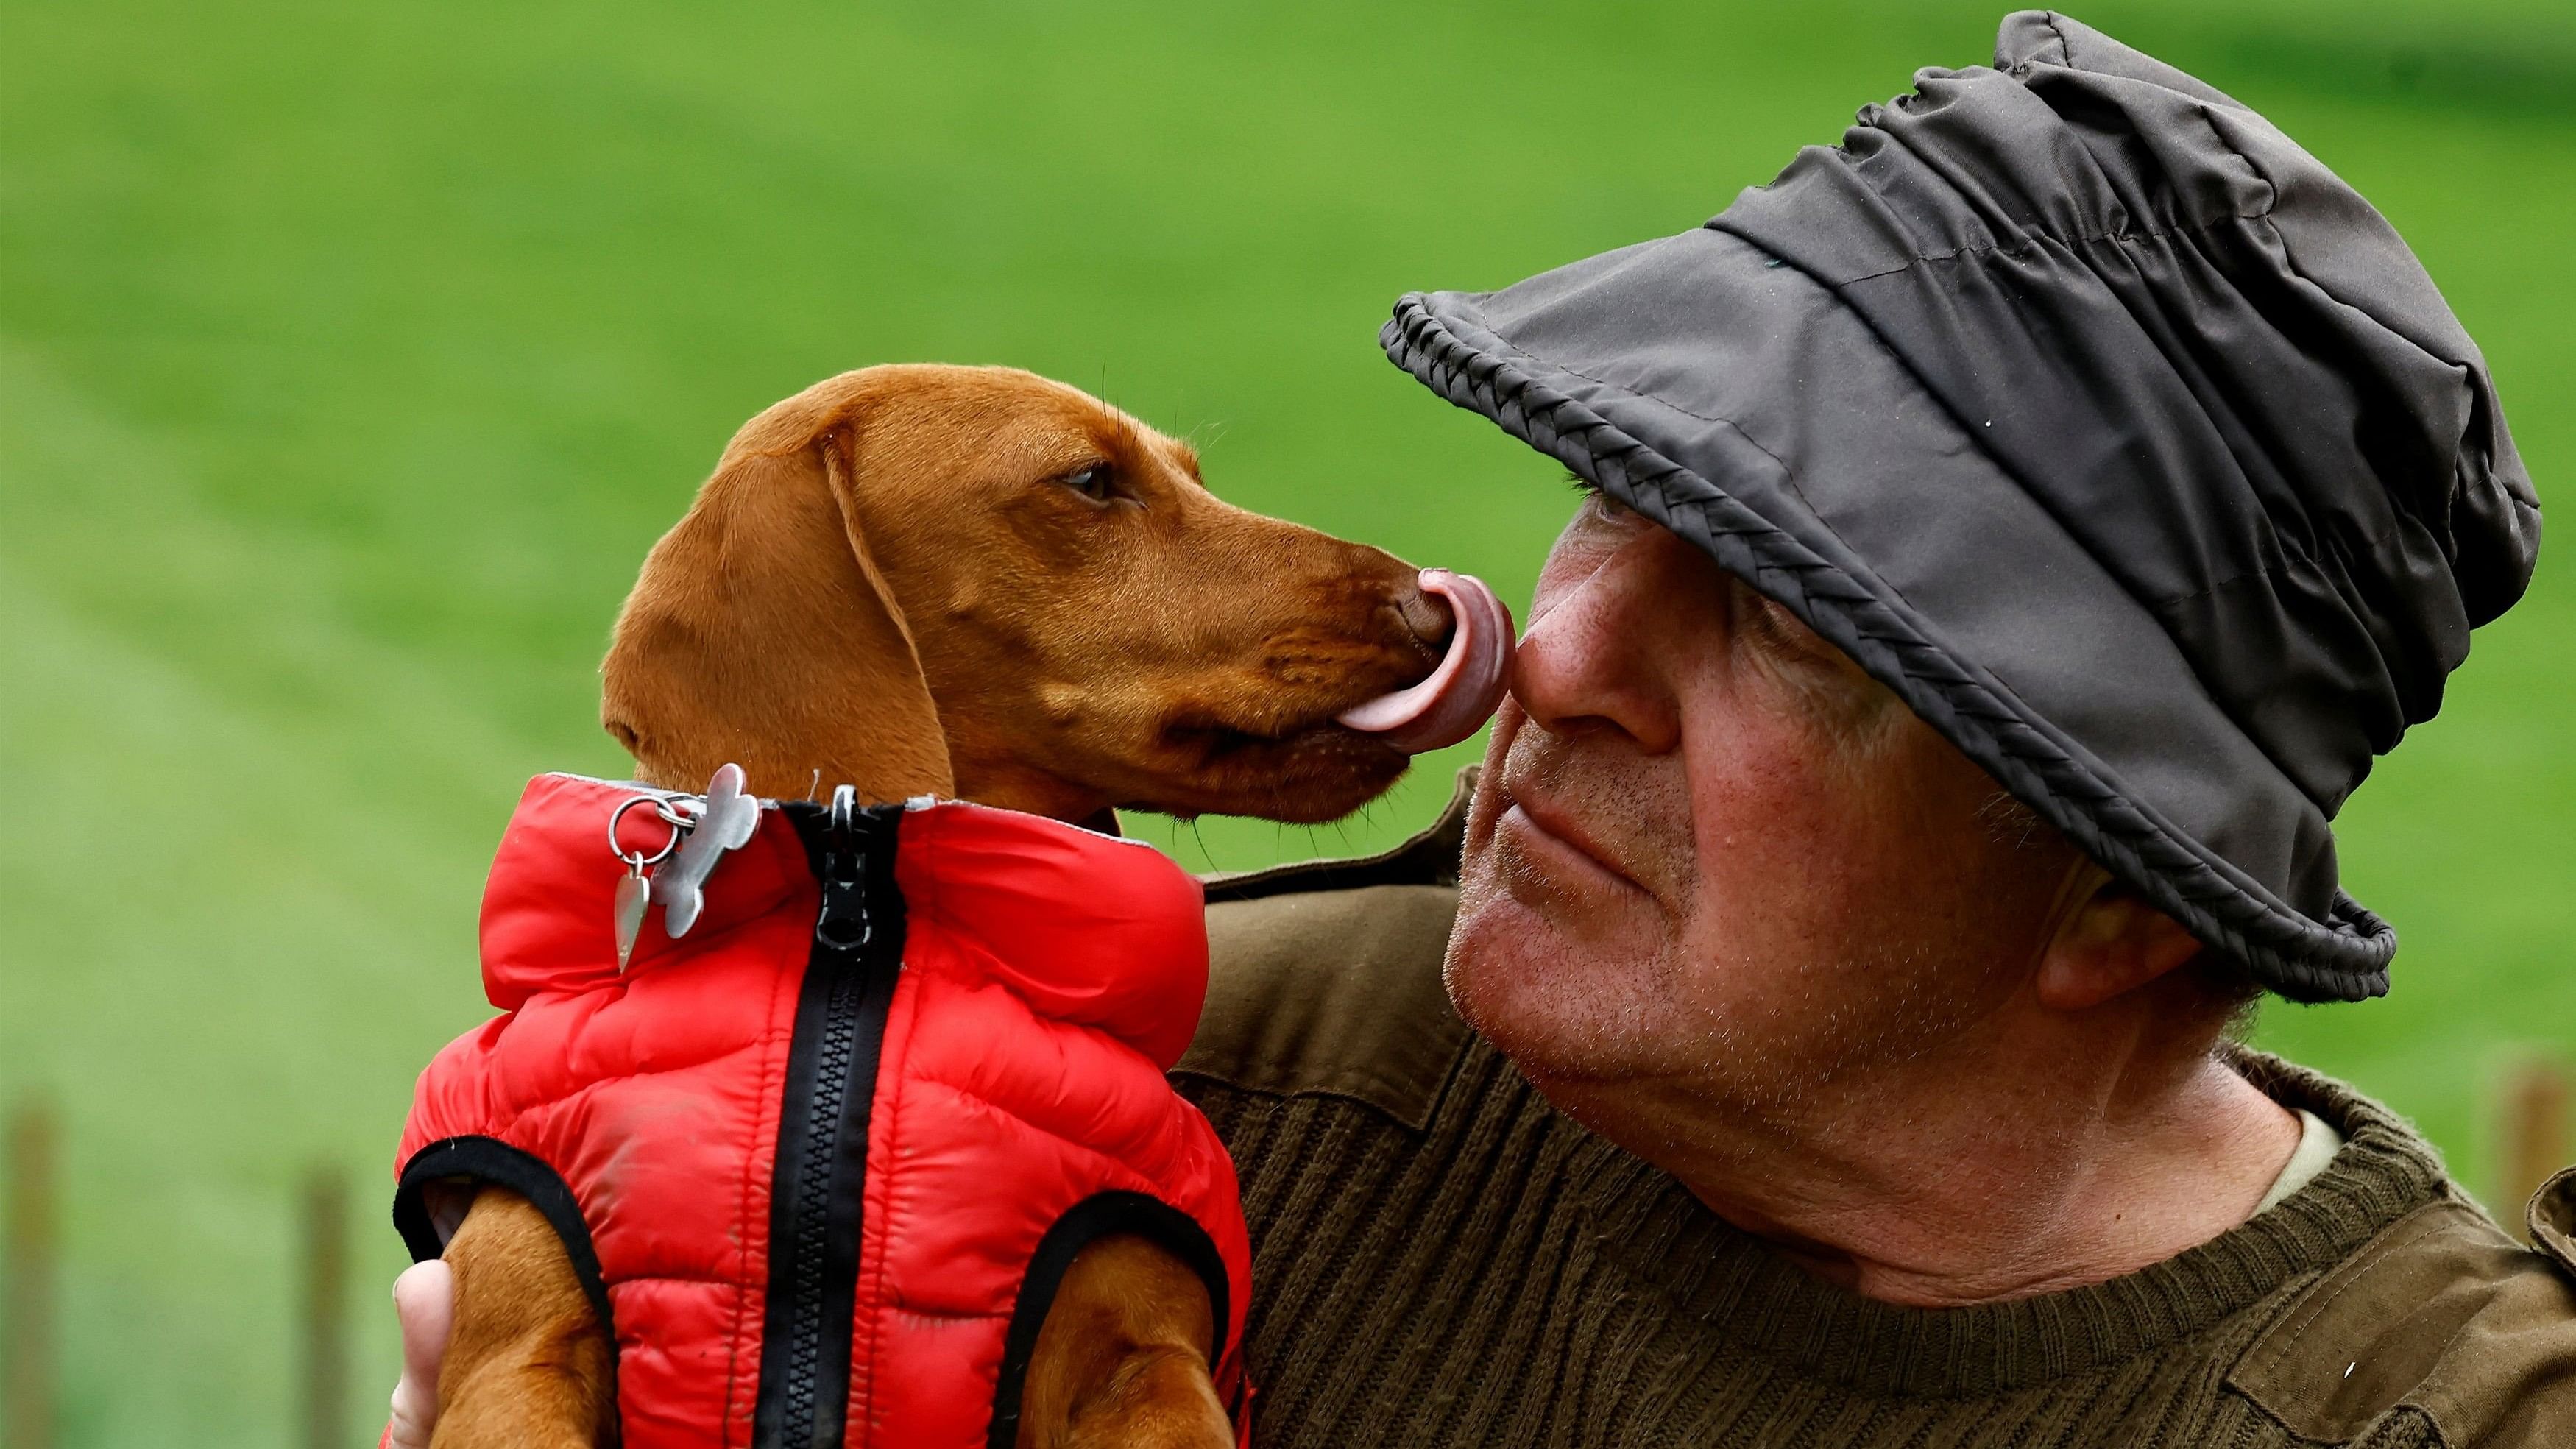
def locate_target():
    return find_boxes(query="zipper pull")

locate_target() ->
[815,851,871,952]
[814,784,871,952]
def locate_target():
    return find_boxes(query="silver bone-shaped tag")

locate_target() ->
[651,762,760,940]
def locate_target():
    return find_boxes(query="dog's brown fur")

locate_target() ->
[434,1193,617,1449]
[427,365,1445,1448]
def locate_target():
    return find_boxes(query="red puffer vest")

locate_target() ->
[392,773,1252,1449]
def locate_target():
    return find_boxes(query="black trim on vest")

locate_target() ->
[751,798,907,1449]
[393,1134,618,1342]
[983,1191,1234,1449]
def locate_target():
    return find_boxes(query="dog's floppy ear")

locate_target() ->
[601,371,955,804]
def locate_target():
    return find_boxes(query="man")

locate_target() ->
[392,13,2572,1445]
[1170,12,2569,1446]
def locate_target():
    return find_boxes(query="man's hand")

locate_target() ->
[385,1260,453,1449]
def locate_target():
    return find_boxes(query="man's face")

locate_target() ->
[1449,490,2080,1113]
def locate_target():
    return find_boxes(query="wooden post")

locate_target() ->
[4,1097,57,1449]
[299,1163,350,1449]
[2498,1058,2572,1244]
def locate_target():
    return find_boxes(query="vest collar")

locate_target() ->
[476,774,1209,1063]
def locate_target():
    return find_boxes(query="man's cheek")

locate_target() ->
[1680,766,1886,952]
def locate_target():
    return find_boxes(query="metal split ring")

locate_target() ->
[607,793,691,870]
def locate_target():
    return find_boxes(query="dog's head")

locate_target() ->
[602,364,1448,824]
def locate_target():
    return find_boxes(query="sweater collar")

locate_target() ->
[1582,1048,2452,1396]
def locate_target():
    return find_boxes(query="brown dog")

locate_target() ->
[411,364,1456,1449]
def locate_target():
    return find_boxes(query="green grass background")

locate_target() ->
[2,1,2569,1442]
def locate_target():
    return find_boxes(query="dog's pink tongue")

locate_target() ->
[1337,570,1516,754]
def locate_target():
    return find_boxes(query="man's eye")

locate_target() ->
[1060,464,1117,503]
[1564,472,1634,522]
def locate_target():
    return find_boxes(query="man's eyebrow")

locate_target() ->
[1563,469,1599,495]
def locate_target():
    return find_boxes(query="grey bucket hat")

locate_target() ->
[1381,11,2540,1002]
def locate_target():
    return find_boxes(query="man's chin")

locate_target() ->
[1443,880,1671,1086]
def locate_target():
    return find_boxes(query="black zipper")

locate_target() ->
[753,789,905,1449]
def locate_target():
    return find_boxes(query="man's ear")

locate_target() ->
[601,371,955,803]
[2034,865,2208,1011]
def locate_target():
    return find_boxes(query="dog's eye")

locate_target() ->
[1058,464,1118,503]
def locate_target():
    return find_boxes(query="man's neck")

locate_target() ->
[1540,1021,2304,1308]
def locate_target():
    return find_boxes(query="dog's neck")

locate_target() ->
[633,754,1117,830]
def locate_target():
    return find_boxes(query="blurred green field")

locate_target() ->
[2,1,2569,1443]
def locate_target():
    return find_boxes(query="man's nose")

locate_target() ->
[1511,531,1688,754]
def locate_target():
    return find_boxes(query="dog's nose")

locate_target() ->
[1395,578,1456,650]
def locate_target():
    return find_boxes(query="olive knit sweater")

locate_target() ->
[1172,804,2576,1447]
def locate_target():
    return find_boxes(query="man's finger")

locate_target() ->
[385,1260,453,1449]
